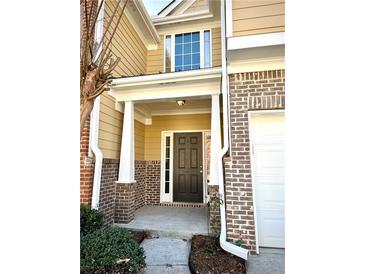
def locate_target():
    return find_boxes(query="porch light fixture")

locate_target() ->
[176,100,186,106]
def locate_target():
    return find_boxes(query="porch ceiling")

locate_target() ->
[136,97,212,116]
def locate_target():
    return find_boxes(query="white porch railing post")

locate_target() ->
[210,94,222,185]
[117,100,135,183]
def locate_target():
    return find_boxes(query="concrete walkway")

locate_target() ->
[117,206,208,237]
[140,236,191,274]
[247,248,285,274]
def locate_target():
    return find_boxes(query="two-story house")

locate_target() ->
[80,0,285,259]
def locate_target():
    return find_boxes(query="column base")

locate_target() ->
[114,181,136,223]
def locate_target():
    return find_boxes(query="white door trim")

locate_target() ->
[248,109,285,254]
[160,129,211,204]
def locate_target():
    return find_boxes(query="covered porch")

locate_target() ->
[106,68,222,232]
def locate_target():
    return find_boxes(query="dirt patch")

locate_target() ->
[189,235,246,274]
[129,230,150,244]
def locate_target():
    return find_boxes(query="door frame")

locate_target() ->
[160,129,211,204]
[248,109,285,254]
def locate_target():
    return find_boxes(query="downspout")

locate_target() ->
[218,0,249,260]
[90,96,103,209]
[90,0,104,209]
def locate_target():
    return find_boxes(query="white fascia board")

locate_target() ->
[111,67,222,88]
[227,32,285,51]
[110,78,221,102]
[152,10,213,26]
[124,0,160,50]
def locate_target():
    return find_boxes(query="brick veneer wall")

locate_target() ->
[99,159,118,225]
[135,160,147,210]
[80,116,94,205]
[145,161,161,205]
[225,69,285,253]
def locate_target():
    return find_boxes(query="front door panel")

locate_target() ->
[173,133,203,203]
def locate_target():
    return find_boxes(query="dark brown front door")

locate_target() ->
[173,132,203,203]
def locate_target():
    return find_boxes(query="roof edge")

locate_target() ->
[124,0,160,50]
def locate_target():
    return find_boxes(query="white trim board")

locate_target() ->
[160,130,211,204]
[111,67,221,88]
[225,0,233,37]
[228,57,285,74]
[227,32,285,51]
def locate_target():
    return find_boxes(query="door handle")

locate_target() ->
[200,170,203,173]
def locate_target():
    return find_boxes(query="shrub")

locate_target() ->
[80,205,103,236]
[80,227,145,273]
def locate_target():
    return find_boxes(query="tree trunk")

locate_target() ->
[80,98,95,138]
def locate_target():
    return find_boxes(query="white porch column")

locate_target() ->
[117,101,135,183]
[210,94,222,185]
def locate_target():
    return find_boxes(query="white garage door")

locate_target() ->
[250,111,285,248]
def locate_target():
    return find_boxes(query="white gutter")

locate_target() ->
[90,96,103,209]
[90,0,104,210]
[218,0,249,260]
[111,67,222,88]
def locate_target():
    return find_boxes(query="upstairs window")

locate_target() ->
[164,30,211,72]
[175,32,200,72]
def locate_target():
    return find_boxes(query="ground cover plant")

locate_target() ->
[80,227,145,273]
[80,205,104,236]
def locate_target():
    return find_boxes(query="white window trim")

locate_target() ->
[160,130,211,204]
[164,30,212,73]
[160,132,174,202]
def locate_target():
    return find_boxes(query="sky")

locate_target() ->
[142,0,172,16]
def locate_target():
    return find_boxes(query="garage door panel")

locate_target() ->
[251,112,285,248]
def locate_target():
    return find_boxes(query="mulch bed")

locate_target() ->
[189,235,246,274]
[129,230,150,244]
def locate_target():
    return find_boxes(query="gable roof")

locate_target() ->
[152,0,212,26]
[157,0,178,15]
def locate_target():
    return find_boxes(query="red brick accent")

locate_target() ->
[225,69,285,253]
[114,183,136,223]
[208,185,221,235]
[145,161,161,205]
[80,116,94,205]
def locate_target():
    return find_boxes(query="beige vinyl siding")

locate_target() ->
[98,94,123,159]
[232,1,285,37]
[98,104,146,160]
[211,27,221,67]
[135,120,145,161]
[144,114,211,160]
[184,0,207,14]
[146,35,164,74]
[99,0,147,159]
[104,1,147,76]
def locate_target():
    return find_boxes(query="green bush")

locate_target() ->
[80,227,145,273]
[80,205,103,236]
